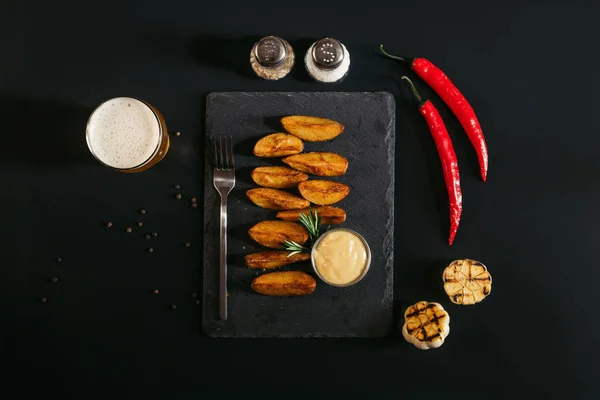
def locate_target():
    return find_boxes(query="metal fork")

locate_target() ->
[212,136,235,320]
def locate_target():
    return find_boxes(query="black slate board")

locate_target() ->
[202,92,395,338]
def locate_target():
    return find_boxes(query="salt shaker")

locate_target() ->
[250,36,295,80]
[305,37,350,83]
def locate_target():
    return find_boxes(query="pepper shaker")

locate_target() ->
[250,36,295,80]
[305,37,350,83]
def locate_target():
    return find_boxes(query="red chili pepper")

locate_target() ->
[381,45,488,182]
[402,76,462,245]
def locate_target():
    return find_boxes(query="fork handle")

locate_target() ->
[218,196,228,320]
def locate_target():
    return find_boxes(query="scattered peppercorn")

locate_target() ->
[145,234,151,239]
[191,197,197,203]
[175,131,181,137]
[185,242,191,248]
[152,232,158,237]
[191,203,198,208]
[192,292,197,298]
[171,304,177,309]
[51,277,59,283]
[126,228,133,233]
[175,193,182,200]
[148,248,154,253]
[137,221,143,227]
[41,297,47,303]
[140,209,146,214]
[195,300,200,305]
[56,257,62,262]
[106,222,112,228]
[153,289,159,295]
[174,184,181,189]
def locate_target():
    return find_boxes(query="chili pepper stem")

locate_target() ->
[379,45,407,62]
[401,76,424,104]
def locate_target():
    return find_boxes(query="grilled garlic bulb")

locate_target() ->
[402,301,450,350]
[443,259,492,305]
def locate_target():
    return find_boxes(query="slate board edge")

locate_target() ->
[202,91,395,338]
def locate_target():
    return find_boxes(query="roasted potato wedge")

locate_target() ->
[251,271,316,296]
[276,206,346,225]
[246,188,310,210]
[245,251,311,269]
[251,166,308,189]
[282,152,348,176]
[248,221,308,249]
[253,133,303,158]
[298,180,350,205]
[281,116,344,142]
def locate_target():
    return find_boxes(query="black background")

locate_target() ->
[1,1,598,398]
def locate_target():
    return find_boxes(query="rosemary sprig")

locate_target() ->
[282,240,309,257]
[281,208,323,257]
[299,208,322,244]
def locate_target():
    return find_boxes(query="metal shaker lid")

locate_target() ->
[253,36,287,68]
[311,37,344,70]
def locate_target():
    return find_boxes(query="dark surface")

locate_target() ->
[202,92,395,337]
[1,1,599,398]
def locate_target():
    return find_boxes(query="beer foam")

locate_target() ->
[87,97,161,169]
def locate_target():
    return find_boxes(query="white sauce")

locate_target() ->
[313,230,367,285]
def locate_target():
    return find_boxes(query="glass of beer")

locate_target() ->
[86,97,170,172]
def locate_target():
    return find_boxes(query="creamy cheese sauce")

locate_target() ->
[313,230,368,285]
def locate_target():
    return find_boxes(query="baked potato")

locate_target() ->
[251,271,317,296]
[245,251,311,269]
[276,206,346,225]
[248,220,308,249]
[298,180,350,205]
[253,133,303,158]
[282,152,348,176]
[281,116,344,142]
[250,166,308,189]
[246,188,310,210]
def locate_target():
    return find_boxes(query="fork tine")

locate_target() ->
[213,136,218,169]
[219,136,224,170]
[229,136,235,169]
[224,136,230,170]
